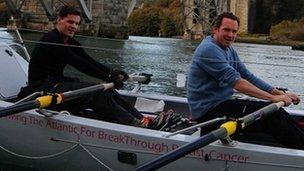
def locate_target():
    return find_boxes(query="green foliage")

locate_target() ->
[291,27,304,41]
[159,8,183,37]
[254,0,304,34]
[271,0,304,22]
[142,0,156,8]
[129,0,304,38]
[128,0,184,37]
[155,0,173,8]
[270,17,304,41]
[99,25,129,39]
[160,15,176,37]
[290,18,304,41]
[128,7,163,36]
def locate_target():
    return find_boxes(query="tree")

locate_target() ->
[155,0,172,8]
[159,6,184,37]
[160,15,177,37]
[128,0,184,37]
[128,7,163,36]
[272,0,304,22]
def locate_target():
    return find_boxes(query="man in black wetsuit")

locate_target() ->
[19,5,154,127]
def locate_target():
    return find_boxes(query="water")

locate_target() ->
[21,33,198,98]
[1,29,304,170]
[4,30,304,109]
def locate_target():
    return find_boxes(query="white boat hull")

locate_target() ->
[1,99,304,171]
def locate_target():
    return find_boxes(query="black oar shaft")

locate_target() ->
[0,83,114,118]
[61,83,109,101]
[134,102,284,170]
[134,128,226,171]
[240,102,284,128]
[0,101,39,117]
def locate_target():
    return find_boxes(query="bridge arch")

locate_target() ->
[1,0,254,39]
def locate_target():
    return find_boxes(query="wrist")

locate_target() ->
[270,88,285,95]
[270,88,276,95]
[268,94,276,102]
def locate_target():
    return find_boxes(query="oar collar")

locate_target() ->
[36,94,63,108]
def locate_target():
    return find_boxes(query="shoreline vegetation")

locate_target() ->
[236,35,304,50]
[128,0,304,51]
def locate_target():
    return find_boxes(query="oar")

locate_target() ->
[0,83,114,117]
[134,101,285,171]
[128,73,152,84]
[164,116,227,138]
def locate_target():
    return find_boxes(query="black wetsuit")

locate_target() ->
[19,29,143,125]
[28,29,110,85]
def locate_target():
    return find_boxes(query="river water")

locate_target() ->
[4,30,304,109]
[1,29,304,170]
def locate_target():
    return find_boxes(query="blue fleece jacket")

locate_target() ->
[187,36,273,120]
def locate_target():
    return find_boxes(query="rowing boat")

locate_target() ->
[1,29,304,171]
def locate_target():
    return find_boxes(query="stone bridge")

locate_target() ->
[0,0,136,39]
[0,0,254,39]
[182,0,255,39]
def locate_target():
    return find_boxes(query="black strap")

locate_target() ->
[50,94,59,107]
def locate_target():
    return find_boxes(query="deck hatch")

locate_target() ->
[117,151,137,165]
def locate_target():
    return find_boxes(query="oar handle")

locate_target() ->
[128,75,147,82]
[128,73,152,84]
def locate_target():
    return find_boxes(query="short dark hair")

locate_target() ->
[213,12,240,28]
[58,5,81,18]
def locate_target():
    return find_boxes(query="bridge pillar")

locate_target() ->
[97,0,129,39]
[1,0,129,39]
[181,0,229,39]
[230,0,255,34]
[182,0,253,39]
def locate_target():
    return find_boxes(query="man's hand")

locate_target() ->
[286,92,300,105]
[270,88,300,105]
[108,69,126,89]
[107,76,123,89]
[111,69,129,81]
[270,94,292,106]
[112,79,123,89]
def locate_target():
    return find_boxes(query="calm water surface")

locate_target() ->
[17,32,304,109]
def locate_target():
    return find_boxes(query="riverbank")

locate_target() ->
[173,34,304,51]
[236,34,304,50]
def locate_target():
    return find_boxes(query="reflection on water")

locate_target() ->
[235,43,304,109]
[21,33,198,98]
[4,30,304,109]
